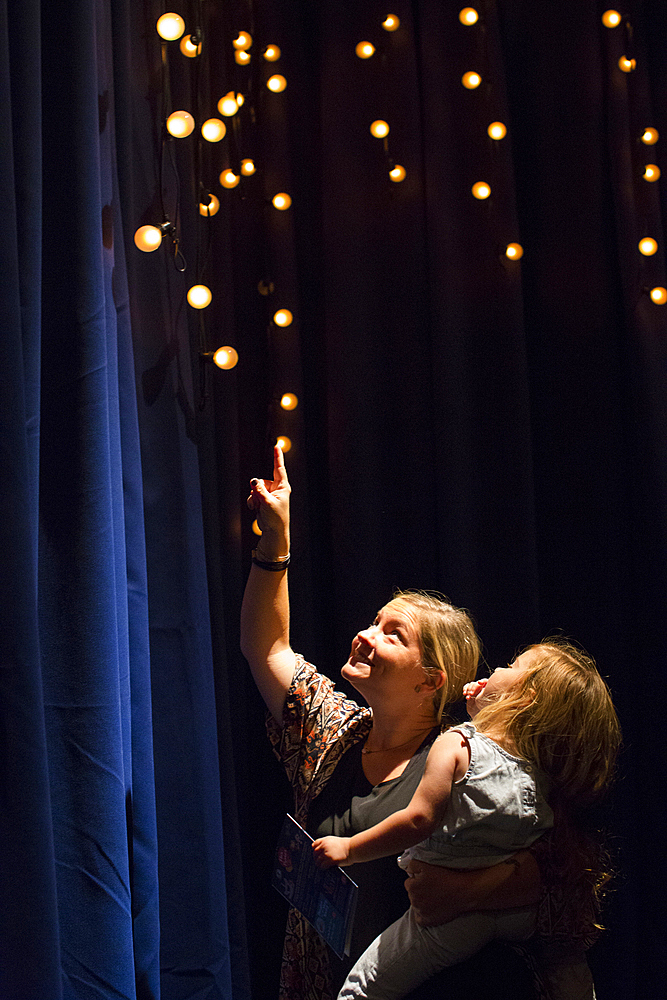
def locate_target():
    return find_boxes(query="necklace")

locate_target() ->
[361,728,433,754]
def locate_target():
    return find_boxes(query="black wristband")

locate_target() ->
[252,552,290,571]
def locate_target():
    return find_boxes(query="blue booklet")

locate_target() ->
[272,813,359,959]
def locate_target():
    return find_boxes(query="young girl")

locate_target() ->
[312,640,621,1000]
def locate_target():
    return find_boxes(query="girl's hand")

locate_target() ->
[312,836,352,869]
[247,445,291,558]
[463,678,487,700]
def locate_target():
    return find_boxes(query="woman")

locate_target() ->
[241,445,548,1000]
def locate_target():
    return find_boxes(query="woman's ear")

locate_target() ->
[421,669,446,692]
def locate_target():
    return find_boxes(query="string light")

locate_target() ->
[382,15,400,31]
[201,118,226,141]
[156,13,185,40]
[199,194,220,216]
[233,31,252,50]
[370,120,390,138]
[601,10,622,28]
[389,165,406,182]
[356,42,376,59]
[219,169,240,188]
[638,237,658,256]
[213,346,239,369]
[643,164,661,182]
[487,122,507,140]
[280,393,298,410]
[166,111,195,137]
[187,284,212,308]
[462,71,482,89]
[642,128,659,145]
[276,436,292,452]
[263,44,281,61]
[134,225,164,251]
[272,193,292,210]
[459,8,479,25]
[235,50,251,65]
[472,181,491,199]
[505,243,523,259]
[267,75,287,92]
[180,34,201,57]
[273,309,293,327]
[218,92,240,117]
[618,56,636,73]
[241,159,256,176]
[252,520,262,536]
[649,286,667,304]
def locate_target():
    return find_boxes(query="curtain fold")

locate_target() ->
[1,0,242,997]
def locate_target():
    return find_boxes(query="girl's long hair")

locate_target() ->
[471,639,621,807]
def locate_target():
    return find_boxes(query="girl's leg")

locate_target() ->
[339,906,536,1000]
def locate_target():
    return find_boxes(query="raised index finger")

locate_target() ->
[273,443,288,483]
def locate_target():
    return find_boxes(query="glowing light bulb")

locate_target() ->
[389,164,406,182]
[370,119,390,138]
[267,75,287,92]
[199,194,220,217]
[472,181,491,200]
[643,164,661,181]
[488,121,507,140]
[235,50,251,65]
[642,128,659,145]
[276,436,292,452]
[273,309,293,327]
[180,34,201,57]
[134,225,163,252]
[252,519,262,536]
[272,193,292,210]
[166,111,195,137]
[618,56,636,73]
[382,15,400,31]
[233,31,252,50]
[280,393,298,410]
[650,286,667,304]
[213,346,239,369]
[218,92,239,117]
[157,13,185,40]
[201,118,226,142]
[462,71,482,89]
[264,44,281,61]
[602,10,622,28]
[241,159,256,176]
[505,243,524,260]
[459,8,479,25]
[639,237,658,256]
[356,41,376,59]
[219,169,240,189]
[187,284,212,309]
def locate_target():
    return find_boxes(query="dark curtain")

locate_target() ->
[1,0,246,998]
[2,1,666,1000]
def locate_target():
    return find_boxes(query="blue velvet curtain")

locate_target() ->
[0,1,244,998]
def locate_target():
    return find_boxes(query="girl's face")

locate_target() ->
[466,648,538,718]
[342,601,425,700]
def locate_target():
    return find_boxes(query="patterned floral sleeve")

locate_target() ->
[266,655,372,826]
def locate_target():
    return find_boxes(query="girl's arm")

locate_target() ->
[312,730,468,867]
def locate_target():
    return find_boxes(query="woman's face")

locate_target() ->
[342,601,425,700]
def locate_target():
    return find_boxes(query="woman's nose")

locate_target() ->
[357,626,375,645]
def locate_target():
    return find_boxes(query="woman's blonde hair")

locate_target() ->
[472,640,621,806]
[388,590,481,723]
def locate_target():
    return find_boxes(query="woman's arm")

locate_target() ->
[240,445,296,724]
[404,850,541,926]
[312,731,467,867]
